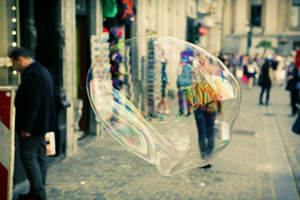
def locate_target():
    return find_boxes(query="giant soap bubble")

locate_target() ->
[87,36,241,176]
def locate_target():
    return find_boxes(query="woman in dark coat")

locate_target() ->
[259,59,274,105]
[286,62,300,116]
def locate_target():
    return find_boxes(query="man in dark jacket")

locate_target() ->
[9,47,57,200]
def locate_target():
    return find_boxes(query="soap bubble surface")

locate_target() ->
[87,36,241,176]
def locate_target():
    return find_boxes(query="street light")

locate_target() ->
[246,23,253,56]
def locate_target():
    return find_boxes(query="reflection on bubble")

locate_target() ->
[87,36,241,176]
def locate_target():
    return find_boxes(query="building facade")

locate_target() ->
[0,0,104,187]
[1,0,224,190]
[222,0,300,56]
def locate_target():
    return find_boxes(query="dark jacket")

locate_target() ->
[15,61,57,136]
[259,60,273,88]
[286,64,299,91]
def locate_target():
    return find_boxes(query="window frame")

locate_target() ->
[289,0,300,30]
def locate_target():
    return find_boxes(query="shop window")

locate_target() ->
[250,0,262,27]
[186,18,196,43]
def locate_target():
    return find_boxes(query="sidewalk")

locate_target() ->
[269,84,300,196]
[15,84,300,200]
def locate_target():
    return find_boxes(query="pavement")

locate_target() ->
[13,83,300,200]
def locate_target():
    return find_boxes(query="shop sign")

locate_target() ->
[198,26,208,35]
[0,87,16,200]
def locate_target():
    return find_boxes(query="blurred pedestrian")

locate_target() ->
[194,101,222,158]
[272,54,279,71]
[218,51,225,63]
[254,53,264,67]
[254,54,264,85]
[9,47,57,200]
[177,63,193,116]
[177,47,194,116]
[259,58,275,106]
[286,52,300,116]
[246,56,260,89]
[241,62,249,84]
[228,51,240,77]
[157,56,170,115]
[193,82,223,169]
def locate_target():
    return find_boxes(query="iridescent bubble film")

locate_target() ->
[87,36,241,176]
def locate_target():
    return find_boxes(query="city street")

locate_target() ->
[2,1,300,200]
[15,83,300,200]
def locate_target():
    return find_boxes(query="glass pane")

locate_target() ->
[251,5,261,26]
[291,6,300,27]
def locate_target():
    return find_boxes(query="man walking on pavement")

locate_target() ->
[9,47,57,200]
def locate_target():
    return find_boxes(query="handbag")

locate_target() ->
[241,75,248,84]
[292,114,300,134]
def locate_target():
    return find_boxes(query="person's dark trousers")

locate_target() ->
[178,89,185,115]
[19,134,47,200]
[259,86,271,105]
[291,90,299,115]
[193,109,216,158]
[178,88,192,115]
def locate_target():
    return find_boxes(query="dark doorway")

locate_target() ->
[33,0,68,159]
[14,0,67,186]
[186,18,196,44]
[76,15,90,133]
